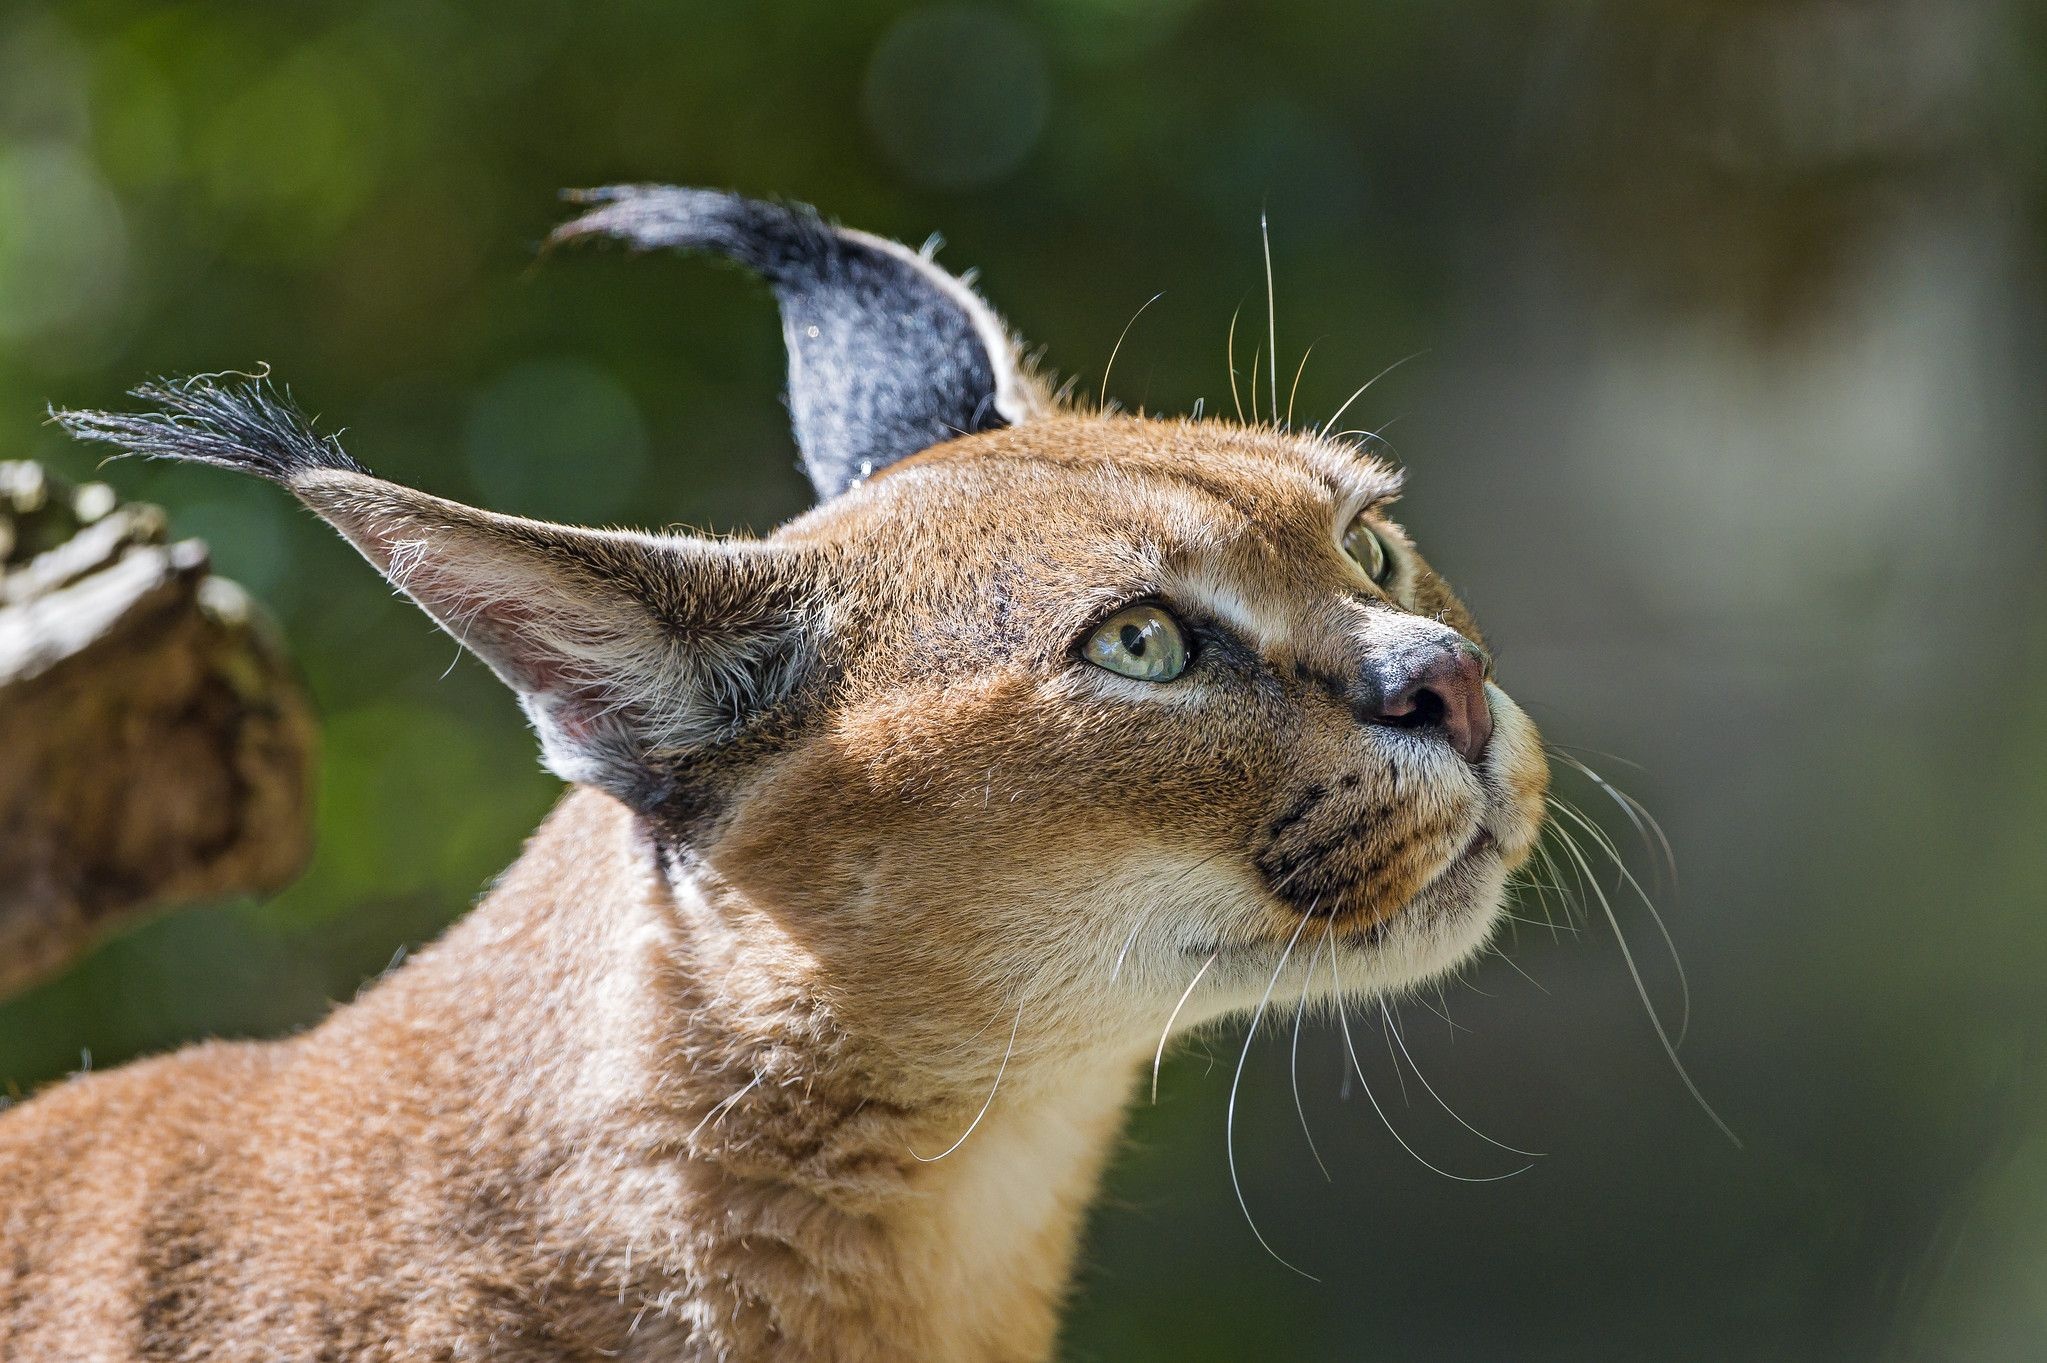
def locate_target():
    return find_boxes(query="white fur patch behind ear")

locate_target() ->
[842,226,1044,429]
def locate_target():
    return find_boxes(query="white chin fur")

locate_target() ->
[1356,854,1512,992]
[1162,857,1512,1036]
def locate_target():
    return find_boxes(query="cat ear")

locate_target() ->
[55,378,821,813]
[550,185,1046,501]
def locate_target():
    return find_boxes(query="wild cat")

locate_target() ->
[2,187,1550,1362]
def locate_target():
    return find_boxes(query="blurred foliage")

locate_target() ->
[2,1,2045,1358]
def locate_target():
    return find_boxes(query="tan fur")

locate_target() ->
[0,414,1547,1361]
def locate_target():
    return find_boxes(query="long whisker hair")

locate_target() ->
[1487,941,1552,995]
[1380,1000,1543,1158]
[1512,837,1577,939]
[1546,794,1690,1044]
[1547,743,1679,898]
[1539,745,1684,1031]
[1535,753,1741,1148]
[1099,291,1165,413]
[1320,352,1425,441]
[1226,910,1318,1279]
[1154,951,1219,1104]
[1107,844,1240,987]
[1378,991,1412,1105]
[1261,208,1279,425]
[910,1001,1026,1162]
[1109,919,1145,984]
[1330,935,1533,1183]
[1289,925,1335,1182]
[1285,339,1322,431]
[1226,300,1247,423]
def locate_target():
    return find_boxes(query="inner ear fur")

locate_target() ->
[57,377,826,814]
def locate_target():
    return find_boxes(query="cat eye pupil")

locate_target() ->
[1084,604,1189,684]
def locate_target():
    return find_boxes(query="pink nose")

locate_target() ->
[1355,638,1493,763]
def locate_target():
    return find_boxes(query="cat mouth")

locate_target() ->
[1196,820,1504,960]
[1445,824,1497,872]
[1405,824,1501,912]
[1363,822,1499,934]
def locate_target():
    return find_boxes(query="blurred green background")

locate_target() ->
[4,1,2045,1358]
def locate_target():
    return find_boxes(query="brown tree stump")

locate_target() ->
[0,462,316,999]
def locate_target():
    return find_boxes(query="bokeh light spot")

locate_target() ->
[0,143,127,347]
[862,7,1050,190]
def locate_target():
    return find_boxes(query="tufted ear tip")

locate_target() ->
[58,372,824,815]
[551,184,1043,501]
[54,374,369,483]
[549,186,838,279]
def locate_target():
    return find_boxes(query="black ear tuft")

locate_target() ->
[52,376,368,482]
[551,186,1038,500]
[55,368,828,816]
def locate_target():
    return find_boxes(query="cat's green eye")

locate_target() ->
[1084,604,1189,683]
[1342,513,1394,584]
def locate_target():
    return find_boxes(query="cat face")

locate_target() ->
[58,187,1545,1064]
[709,415,1546,1049]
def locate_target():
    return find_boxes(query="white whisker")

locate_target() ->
[1379,996,1411,1105]
[1548,794,1689,1046]
[1330,942,1532,1182]
[1226,911,1318,1280]
[1548,818,1740,1147]
[911,1001,1026,1162]
[1101,291,1165,410]
[1409,988,1470,1035]
[1153,951,1219,1104]
[1261,209,1279,424]
[1502,911,1578,936]
[1226,302,1246,423]
[1490,944,1551,995]
[1109,917,1145,984]
[1524,844,1573,936]
[1285,338,1322,430]
[1382,1001,1544,1158]
[686,1074,763,1145]
[1547,745,1677,895]
[1290,927,1334,1183]
[1320,352,1425,440]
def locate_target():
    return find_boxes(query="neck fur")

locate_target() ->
[355,789,1138,1362]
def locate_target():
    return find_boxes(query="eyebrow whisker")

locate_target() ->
[1320,352,1426,441]
[1226,300,1247,423]
[1100,291,1166,412]
[1285,338,1324,431]
[1261,208,1279,426]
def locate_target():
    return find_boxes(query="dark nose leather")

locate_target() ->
[1354,639,1493,762]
